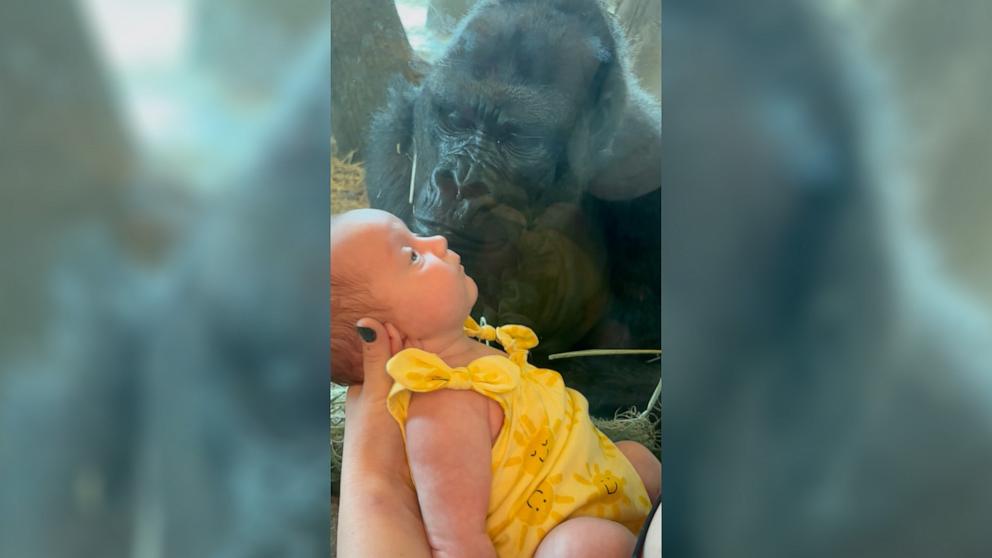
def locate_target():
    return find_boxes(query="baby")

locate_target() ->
[331,208,660,558]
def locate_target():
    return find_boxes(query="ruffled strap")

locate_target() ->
[463,316,539,356]
[386,348,520,395]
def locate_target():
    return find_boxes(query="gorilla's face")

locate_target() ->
[409,81,565,254]
[406,3,609,258]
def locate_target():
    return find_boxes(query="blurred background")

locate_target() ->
[0,0,329,364]
[855,0,992,307]
[663,0,992,555]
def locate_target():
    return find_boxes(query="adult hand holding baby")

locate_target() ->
[336,318,431,558]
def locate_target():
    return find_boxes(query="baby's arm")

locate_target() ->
[406,388,498,558]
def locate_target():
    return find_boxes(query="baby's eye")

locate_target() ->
[410,249,420,263]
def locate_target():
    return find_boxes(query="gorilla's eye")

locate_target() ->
[439,105,474,132]
[493,124,515,147]
[505,129,544,151]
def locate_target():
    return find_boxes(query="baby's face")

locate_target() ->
[332,209,478,339]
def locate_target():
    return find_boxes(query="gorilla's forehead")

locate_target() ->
[424,75,574,129]
[442,3,610,91]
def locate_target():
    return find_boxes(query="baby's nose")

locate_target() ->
[423,234,448,254]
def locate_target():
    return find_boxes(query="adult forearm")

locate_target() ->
[337,478,430,558]
[339,409,427,558]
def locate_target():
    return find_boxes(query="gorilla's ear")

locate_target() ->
[587,50,628,153]
[583,87,662,201]
[578,39,661,202]
[566,31,661,202]
[566,42,627,183]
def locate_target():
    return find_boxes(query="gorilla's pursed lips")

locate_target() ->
[412,207,525,255]
[413,216,498,251]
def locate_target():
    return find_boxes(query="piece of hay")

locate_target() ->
[592,405,661,453]
[331,141,369,214]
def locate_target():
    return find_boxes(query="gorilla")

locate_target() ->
[664,0,992,556]
[365,0,662,404]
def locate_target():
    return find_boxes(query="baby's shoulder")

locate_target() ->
[407,388,505,444]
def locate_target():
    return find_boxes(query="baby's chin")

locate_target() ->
[466,275,479,306]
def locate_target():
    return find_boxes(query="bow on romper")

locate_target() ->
[386,317,653,558]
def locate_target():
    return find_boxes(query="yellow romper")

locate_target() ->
[386,318,653,558]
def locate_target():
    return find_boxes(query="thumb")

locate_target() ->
[355,318,393,396]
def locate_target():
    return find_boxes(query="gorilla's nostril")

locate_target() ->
[432,167,487,200]
[432,168,458,198]
[457,181,489,200]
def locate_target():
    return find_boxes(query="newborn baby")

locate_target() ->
[331,208,660,558]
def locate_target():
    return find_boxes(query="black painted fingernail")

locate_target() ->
[356,326,376,343]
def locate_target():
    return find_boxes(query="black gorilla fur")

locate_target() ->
[365,0,662,388]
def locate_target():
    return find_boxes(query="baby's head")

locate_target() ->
[330,208,478,385]
[329,249,385,385]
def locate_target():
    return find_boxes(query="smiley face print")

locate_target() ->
[492,473,576,552]
[503,415,562,475]
[573,463,631,516]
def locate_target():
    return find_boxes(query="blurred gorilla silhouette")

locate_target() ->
[365,0,662,395]
[664,0,992,556]
[0,34,330,558]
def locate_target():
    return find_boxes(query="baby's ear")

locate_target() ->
[383,322,407,355]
